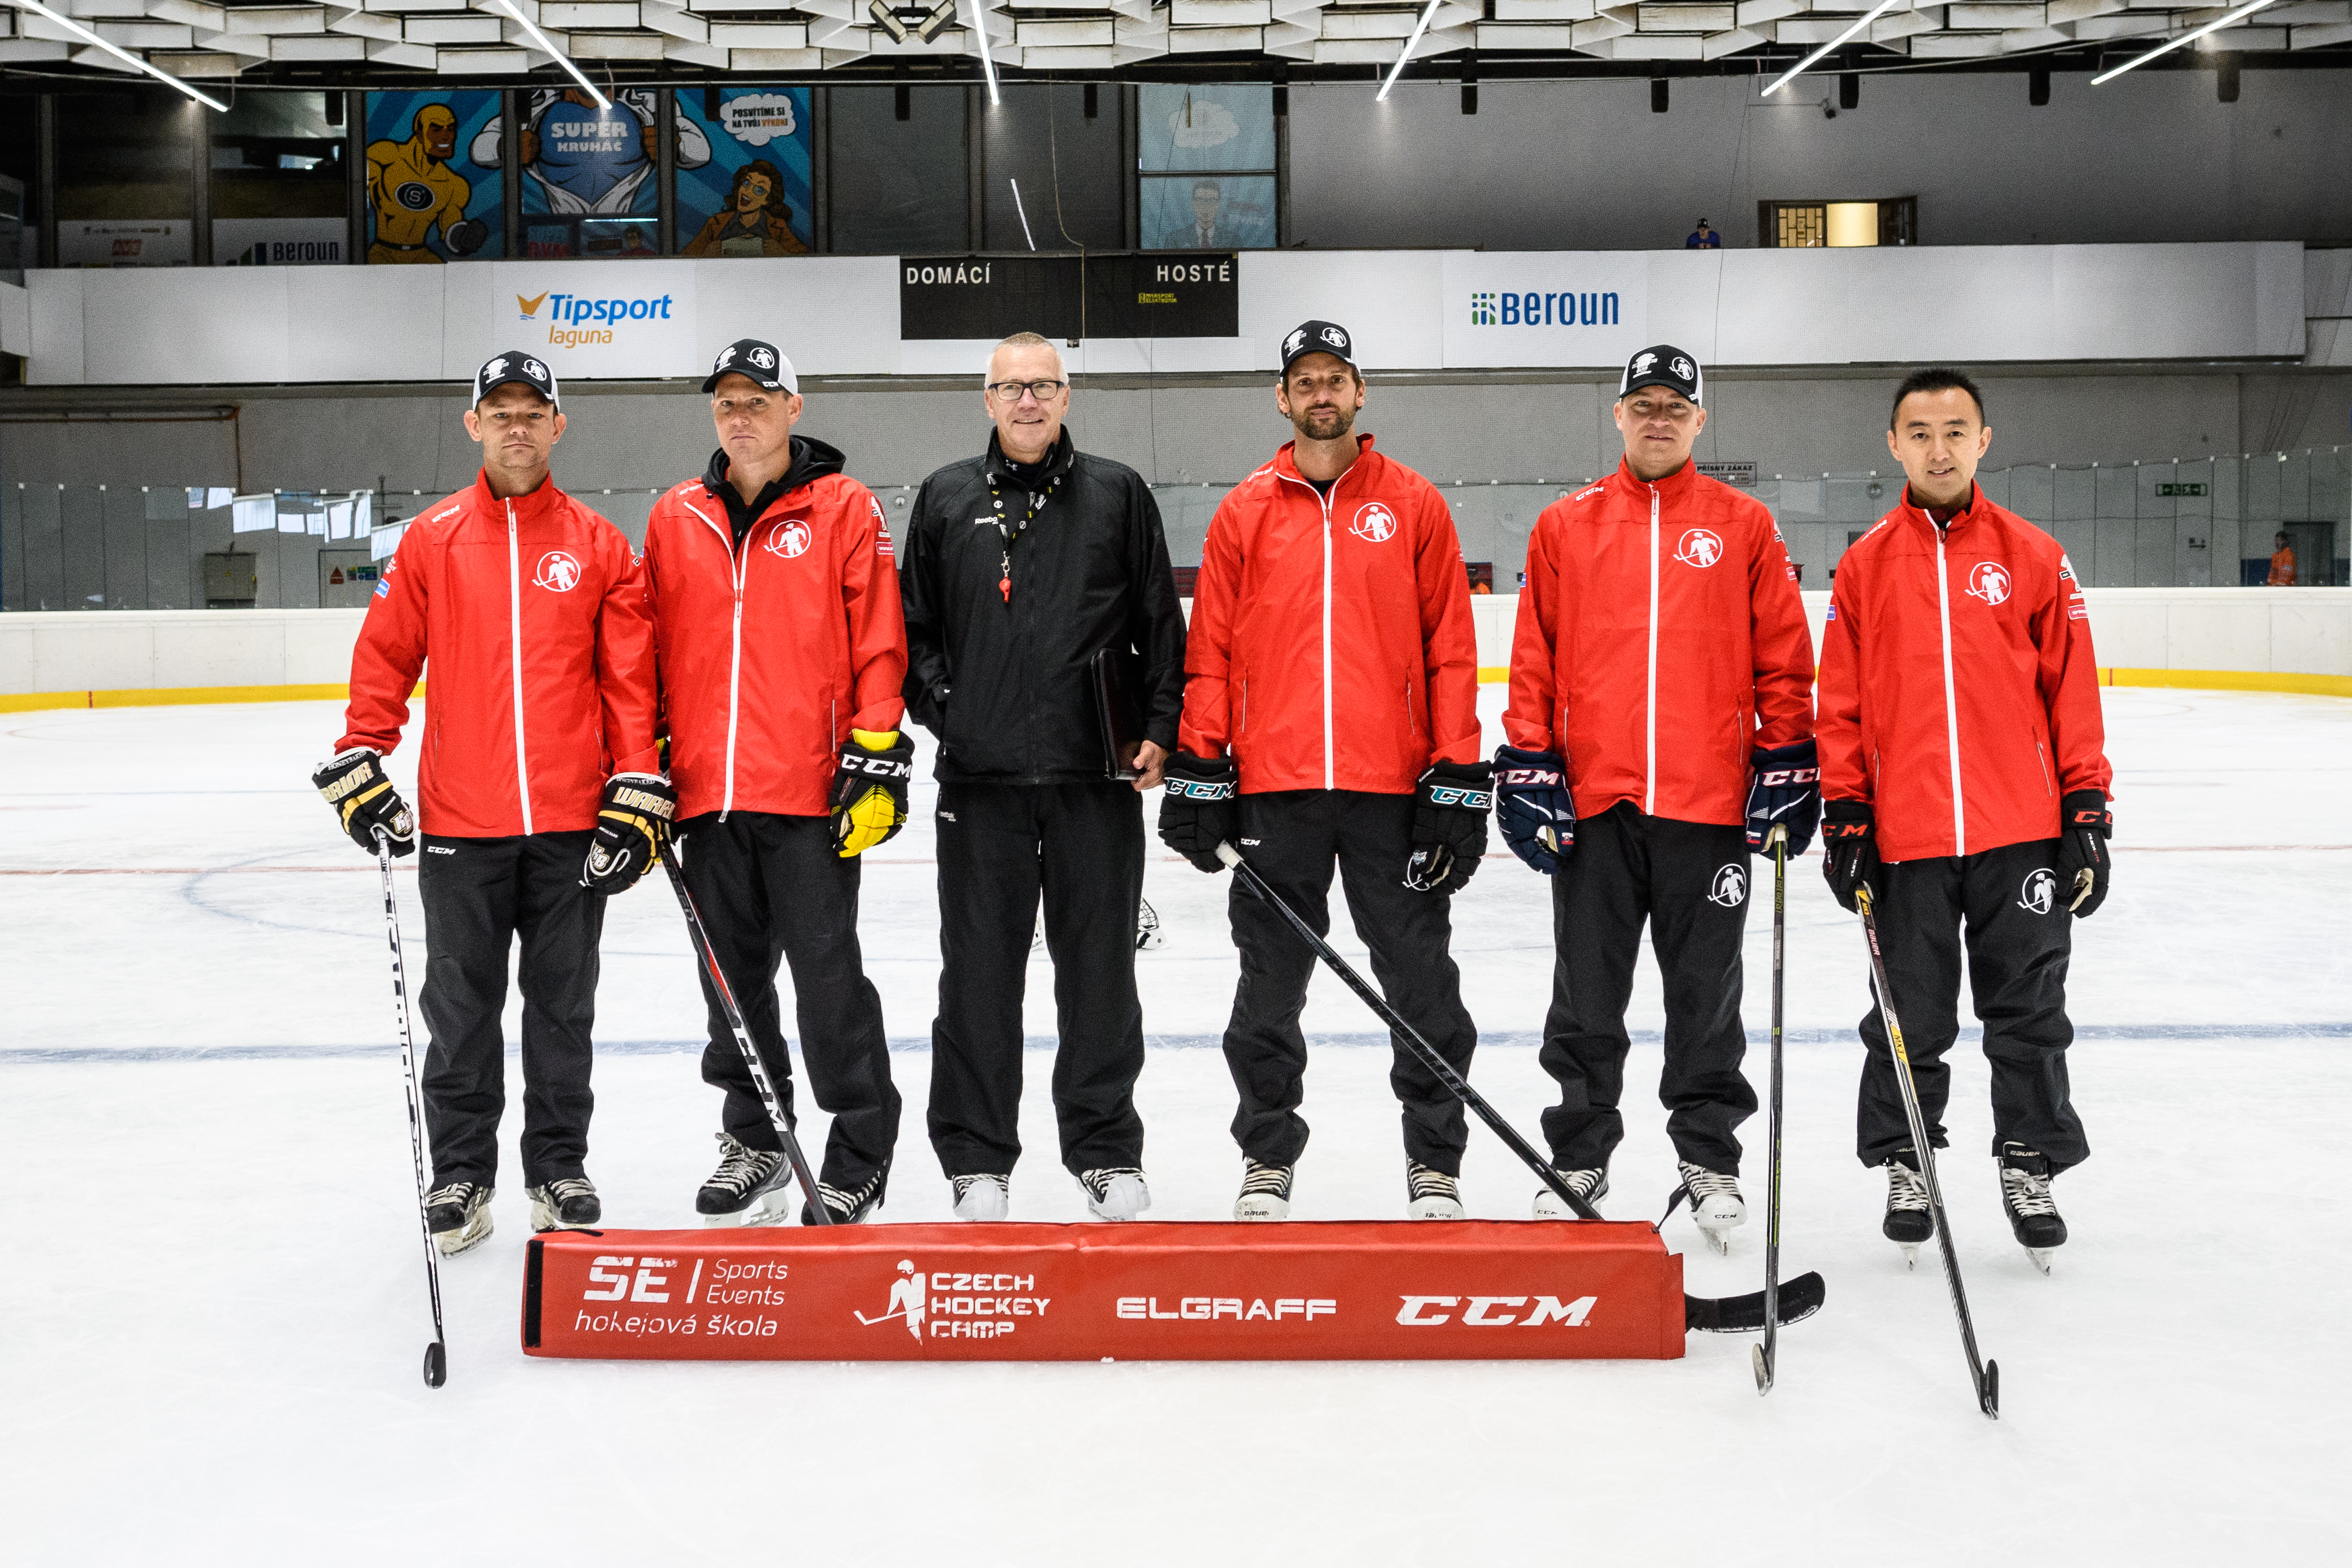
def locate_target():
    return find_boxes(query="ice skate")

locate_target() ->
[1135,898,1163,951]
[1533,1167,1607,1219]
[697,1132,795,1227]
[1998,1143,2067,1273]
[424,1181,494,1256]
[805,1166,886,1226]
[1884,1150,1934,1268]
[527,1175,600,1232]
[1405,1161,1464,1220]
[1079,1167,1151,1221]
[952,1173,1010,1221]
[1234,1157,1293,1221]
[1677,1163,1746,1254]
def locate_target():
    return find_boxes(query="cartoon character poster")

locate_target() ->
[364,91,504,263]
[1138,85,1276,252]
[477,88,707,261]
[675,87,813,258]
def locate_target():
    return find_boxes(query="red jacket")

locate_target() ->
[1179,436,1479,795]
[339,472,658,838]
[1504,459,1813,826]
[1817,486,2112,862]
[644,445,906,820]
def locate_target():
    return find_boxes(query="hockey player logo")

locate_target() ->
[749,346,776,371]
[534,550,583,592]
[764,519,812,559]
[1320,325,1350,353]
[2018,868,2057,915]
[1351,503,1397,543]
[854,1261,926,1340]
[1283,328,1306,360]
[1629,351,1657,378]
[1968,561,2012,605]
[1707,863,1748,907]
[523,358,549,384]
[1672,356,1695,382]
[1675,528,1724,568]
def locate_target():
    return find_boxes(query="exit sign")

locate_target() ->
[2156,483,2208,497]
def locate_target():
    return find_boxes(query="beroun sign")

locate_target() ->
[490,260,698,379]
[900,254,1240,341]
[1441,252,1648,369]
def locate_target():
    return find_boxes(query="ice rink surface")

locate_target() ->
[4,686,2349,1565]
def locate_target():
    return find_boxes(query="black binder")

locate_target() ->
[1091,646,1145,781]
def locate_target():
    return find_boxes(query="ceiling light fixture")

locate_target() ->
[493,0,610,111]
[2092,0,2275,84]
[869,0,957,44]
[964,0,1001,106]
[1377,0,1445,103]
[6,0,227,110]
[1762,0,1899,97]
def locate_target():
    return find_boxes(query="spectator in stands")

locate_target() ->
[2268,531,2297,586]
[1685,219,1722,250]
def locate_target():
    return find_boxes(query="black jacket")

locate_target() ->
[901,429,1186,785]
[702,436,846,543]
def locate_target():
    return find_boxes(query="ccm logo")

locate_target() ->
[1166,778,1234,801]
[1426,786,1493,810]
[1755,767,1819,787]
[584,1255,678,1303]
[1395,1294,1596,1327]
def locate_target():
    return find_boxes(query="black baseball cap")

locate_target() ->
[1618,344,1704,406]
[473,350,559,409]
[702,337,799,395]
[1279,319,1356,377]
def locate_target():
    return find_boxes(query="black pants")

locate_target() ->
[1539,803,1755,1175]
[1857,839,2087,1173]
[1223,790,1476,1175]
[677,812,901,1194]
[416,831,602,1189]
[928,782,1146,1178]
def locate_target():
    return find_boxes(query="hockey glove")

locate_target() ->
[1820,799,1878,913]
[312,747,415,857]
[581,772,676,895]
[2056,789,2112,917]
[1745,738,1822,856]
[1493,743,1573,875]
[1157,753,1238,873]
[831,729,915,857]
[1405,760,1494,895]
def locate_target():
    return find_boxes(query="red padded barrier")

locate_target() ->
[523,1220,1685,1362]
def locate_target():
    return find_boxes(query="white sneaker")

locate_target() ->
[1079,1167,1150,1221]
[1533,1168,1608,1220]
[1678,1161,1746,1255]
[951,1173,1009,1221]
[1234,1158,1293,1221]
[1405,1161,1464,1220]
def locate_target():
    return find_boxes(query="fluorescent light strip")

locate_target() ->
[7,0,226,111]
[494,0,610,111]
[2091,0,2275,84]
[966,0,1001,106]
[1377,0,1446,102]
[1761,0,1901,97]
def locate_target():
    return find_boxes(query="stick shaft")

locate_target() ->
[1760,827,1786,1385]
[377,839,447,1358]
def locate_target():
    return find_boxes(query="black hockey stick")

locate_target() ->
[1216,843,1824,1337]
[1856,886,1998,1419]
[661,845,831,1224]
[1754,824,1787,1395]
[374,830,447,1388]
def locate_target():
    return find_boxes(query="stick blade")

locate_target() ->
[1979,1359,2000,1420]
[423,1340,447,1388]
[1752,1342,1775,1394]
[1686,1270,1826,1335]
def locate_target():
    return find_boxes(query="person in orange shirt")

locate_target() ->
[2267,531,2297,586]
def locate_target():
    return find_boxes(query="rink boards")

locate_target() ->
[523,1220,1687,1362]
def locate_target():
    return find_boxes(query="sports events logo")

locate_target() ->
[1351,503,1397,543]
[2018,868,2057,915]
[765,518,812,559]
[534,550,583,591]
[1675,528,1724,568]
[1968,561,2012,604]
[1708,864,1748,907]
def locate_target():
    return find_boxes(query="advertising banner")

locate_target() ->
[1440,252,1649,369]
[491,259,698,379]
[57,221,189,268]
[677,87,814,258]
[901,253,1239,341]
[365,91,504,263]
[493,87,675,261]
[215,218,348,267]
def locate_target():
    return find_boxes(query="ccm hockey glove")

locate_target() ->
[1158,754,1238,873]
[1745,738,1822,855]
[312,747,415,857]
[1405,760,1494,894]
[831,729,915,857]
[1493,743,1573,875]
[582,772,677,894]
[1820,800,1878,913]
[2056,789,2112,917]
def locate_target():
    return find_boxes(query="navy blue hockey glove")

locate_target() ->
[581,772,676,895]
[2056,790,2111,917]
[312,747,415,857]
[1745,738,1821,856]
[1405,760,1494,894]
[1158,754,1238,873]
[1493,744,1573,875]
[1820,799,1878,913]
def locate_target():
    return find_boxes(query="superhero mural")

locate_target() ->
[364,92,504,263]
[675,88,813,258]
[475,88,710,261]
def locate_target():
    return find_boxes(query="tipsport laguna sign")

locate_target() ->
[491,260,698,379]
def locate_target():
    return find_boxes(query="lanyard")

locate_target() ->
[985,471,1052,603]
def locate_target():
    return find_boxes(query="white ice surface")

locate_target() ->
[3,688,2349,1563]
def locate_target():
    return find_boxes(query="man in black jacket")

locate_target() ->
[901,331,1188,1223]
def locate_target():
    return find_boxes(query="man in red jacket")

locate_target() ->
[1159,320,1490,1222]
[1497,345,1815,1252]
[312,351,665,1256]
[643,338,909,1227]
[1818,368,2113,1271]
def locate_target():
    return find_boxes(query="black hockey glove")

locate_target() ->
[1745,738,1821,857]
[1405,760,1494,895]
[2056,789,2112,917]
[1820,799,1878,913]
[831,728,915,857]
[312,747,415,857]
[581,772,676,895]
[1493,743,1573,875]
[1158,753,1238,873]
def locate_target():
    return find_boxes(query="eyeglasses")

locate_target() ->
[986,379,1069,402]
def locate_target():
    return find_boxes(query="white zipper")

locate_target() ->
[682,498,746,820]
[1933,524,1966,855]
[506,500,534,836]
[1645,482,1660,816]
[1275,467,1339,791]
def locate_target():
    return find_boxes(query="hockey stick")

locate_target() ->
[1216,842,1824,1336]
[374,830,447,1388]
[1855,886,1998,1419]
[661,845,831,1225]
[1753,824,1787,1395]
